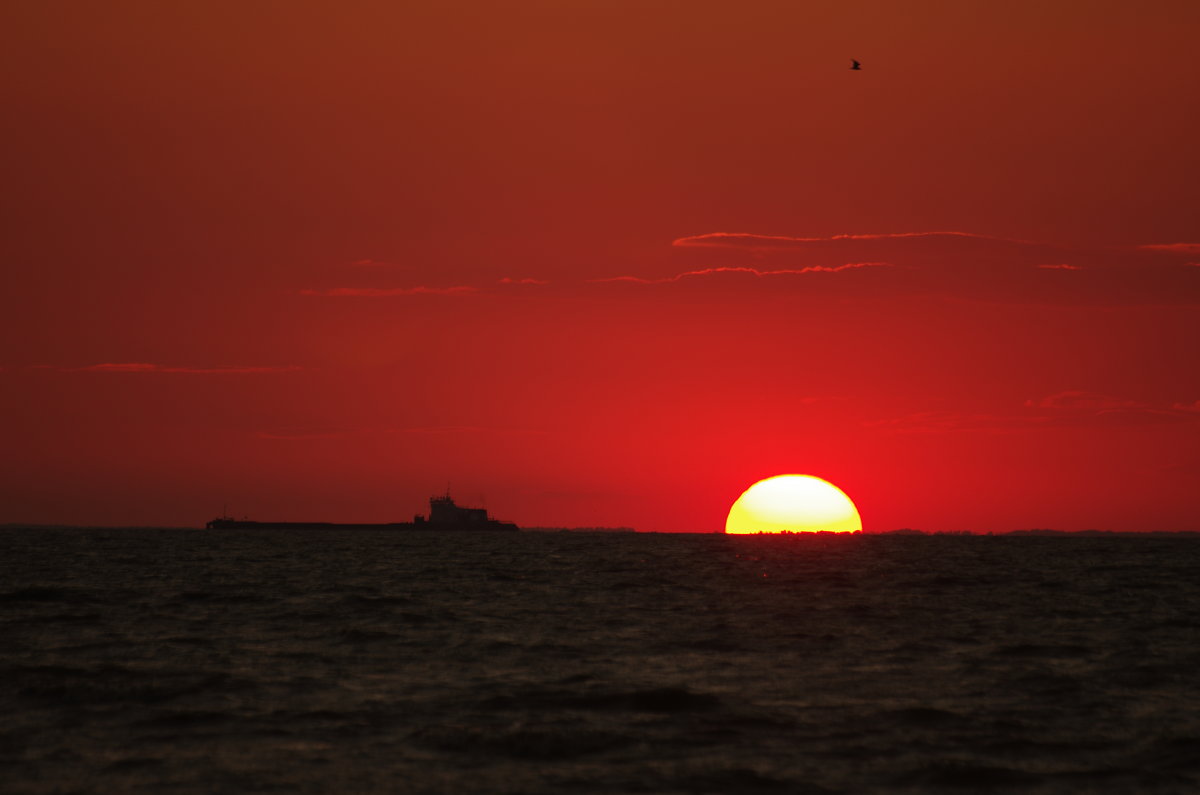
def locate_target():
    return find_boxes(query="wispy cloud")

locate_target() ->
[300,231,1200,305]
[664,229,1200,305]
[589,263,889,284]
[74,363,301,374]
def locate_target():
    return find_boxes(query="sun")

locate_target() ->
[725,474,862,534]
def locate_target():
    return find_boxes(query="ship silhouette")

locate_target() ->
[206,493,519,531]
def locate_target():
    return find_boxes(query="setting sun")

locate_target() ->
[725,475,862,534]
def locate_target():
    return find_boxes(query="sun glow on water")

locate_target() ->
[725,474,862,534]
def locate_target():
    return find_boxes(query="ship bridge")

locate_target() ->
[426,495,490,525]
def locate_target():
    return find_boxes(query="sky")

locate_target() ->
[2,0,1198,531]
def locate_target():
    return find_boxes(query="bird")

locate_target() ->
[850,59,862,70]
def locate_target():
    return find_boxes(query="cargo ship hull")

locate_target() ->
[205,519,517,531]
[206,494,519,532]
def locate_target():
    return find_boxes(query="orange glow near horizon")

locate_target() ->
[725,475,862,534]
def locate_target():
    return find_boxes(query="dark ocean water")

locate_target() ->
[3,529,1200,794]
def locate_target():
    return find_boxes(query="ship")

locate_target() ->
[205,493,519,531]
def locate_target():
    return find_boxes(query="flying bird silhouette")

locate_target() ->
[850,59,862,70]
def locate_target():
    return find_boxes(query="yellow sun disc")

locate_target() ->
[725,475,862,534]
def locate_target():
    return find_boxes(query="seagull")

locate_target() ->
[850,59,862,70]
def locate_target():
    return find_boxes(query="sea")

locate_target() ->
[3,529,1199,794]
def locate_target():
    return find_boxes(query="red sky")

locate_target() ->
[3,1,1198,531]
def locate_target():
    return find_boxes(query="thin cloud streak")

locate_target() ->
[589,263,890,284]
[297,231,1200,305]
[666,229,1200,305]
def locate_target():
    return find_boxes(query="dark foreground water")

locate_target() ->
[3,529,1200,794]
